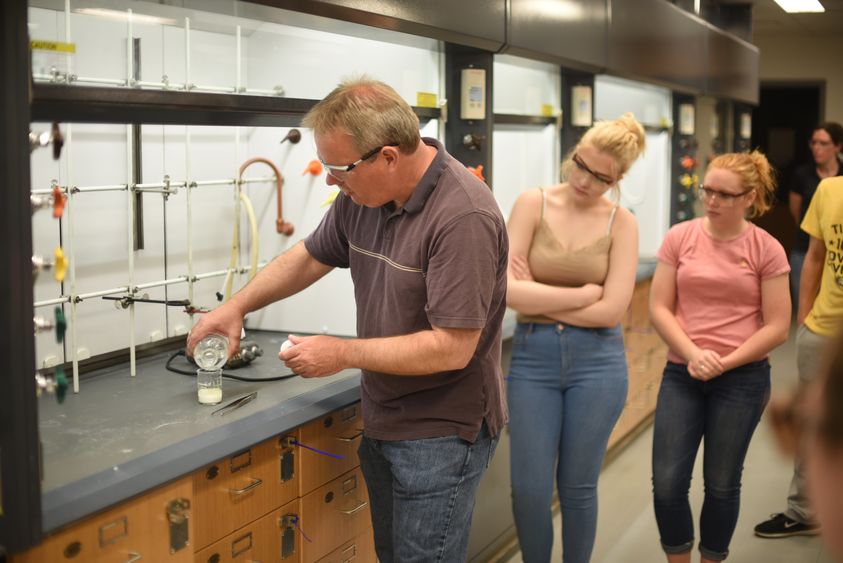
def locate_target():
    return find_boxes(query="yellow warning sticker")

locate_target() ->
[416,92,438,108]
[30,40,76,53]
[541,104,554,117]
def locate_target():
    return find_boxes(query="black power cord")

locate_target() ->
[165,349,298,382]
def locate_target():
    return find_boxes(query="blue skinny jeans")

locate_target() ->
[652,360,770,561]
[508,322,628,563]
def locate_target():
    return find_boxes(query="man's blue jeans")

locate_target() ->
[508,322,628,563]
[357,423,498,563]
[652,360,770,561]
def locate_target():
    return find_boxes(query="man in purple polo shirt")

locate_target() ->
[188,78,508,562]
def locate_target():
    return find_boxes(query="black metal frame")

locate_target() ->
[670,92,698,225]
[493,113,558,127]
[444,44,494,187]
[560,69,595,156]
[32,84,441,127]
[1,0,42,555]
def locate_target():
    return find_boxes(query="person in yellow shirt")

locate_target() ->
[755,175,843,538]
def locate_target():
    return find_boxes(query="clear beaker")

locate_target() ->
[197,369,223,405]
[194,333,229,371]
[193,334,229,405]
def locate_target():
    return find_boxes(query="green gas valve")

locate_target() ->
[54,306,67,343]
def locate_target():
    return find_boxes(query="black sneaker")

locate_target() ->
[754,513,820,538]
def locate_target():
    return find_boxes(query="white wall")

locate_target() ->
[595,75,673,258]
[29,4,443,372]
[754,31,843,123]
[491,54,561,220]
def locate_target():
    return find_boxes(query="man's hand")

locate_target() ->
[186,303,244,359]
[279,334,346,378]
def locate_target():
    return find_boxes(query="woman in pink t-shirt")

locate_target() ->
[650,151,791,563]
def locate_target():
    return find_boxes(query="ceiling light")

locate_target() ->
[772,0,825,13]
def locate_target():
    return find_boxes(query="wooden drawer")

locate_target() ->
[194,499,301,563]
[11,477,193,563]
[300,468,371,563]
[193,438,298,550]
[315,528,376,563]
[297,403,364,497]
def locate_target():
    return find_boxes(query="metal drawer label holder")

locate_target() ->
[167,498,191,553]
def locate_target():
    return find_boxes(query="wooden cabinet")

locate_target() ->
[300,468,371,563]
[315,529,376,563]
[12,402,375,563]
[297,403,364,497]
[193,438,299,550]
[194,499,301,563]
[609,278,668,450]
[11,477,193,563]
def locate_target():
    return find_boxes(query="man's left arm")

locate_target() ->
[281,326,481,377]
[282,210,503,378]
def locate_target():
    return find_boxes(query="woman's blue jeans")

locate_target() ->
[508,322,628,563]
[652,360,770,561]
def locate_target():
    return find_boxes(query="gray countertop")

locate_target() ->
[37,330,361,532]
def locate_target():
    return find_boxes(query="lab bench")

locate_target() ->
[11,262,664,563]
[11,329,371,563]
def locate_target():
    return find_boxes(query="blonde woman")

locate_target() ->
[506,113,646,563]
[650,151,790,562]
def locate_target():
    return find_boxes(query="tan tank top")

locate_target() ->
[517,188,617,324]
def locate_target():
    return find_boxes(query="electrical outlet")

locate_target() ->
[42,355,59,368]
[173,324,187,336]
[149,330,163,342]
[76,347,90,361]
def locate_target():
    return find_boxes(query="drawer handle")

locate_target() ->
[335,430,364,442]
[337,500,368,515]
[229,477,263,496]
[342,544,357,562]
[124,552,142,563]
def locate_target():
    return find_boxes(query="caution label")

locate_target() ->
[416,92,438,108]
[30,40,76,53]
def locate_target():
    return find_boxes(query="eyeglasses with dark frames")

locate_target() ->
[697,185,754,207]
[809,139,833,148]
[320,143,399,177]
[571,153,615,186]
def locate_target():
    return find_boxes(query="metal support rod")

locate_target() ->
[102,296,191,306]
[126,8,137,377]
[32,177,274,195]
[135,276,189,290]
[63,0,80,394]
[32,264,267,308]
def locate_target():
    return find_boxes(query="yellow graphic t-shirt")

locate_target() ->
[801,176,843,336]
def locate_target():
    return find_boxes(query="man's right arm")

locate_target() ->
[187,241,333,355]
[797,235,825,326]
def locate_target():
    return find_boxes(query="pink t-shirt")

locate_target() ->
[656,218,790,364]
